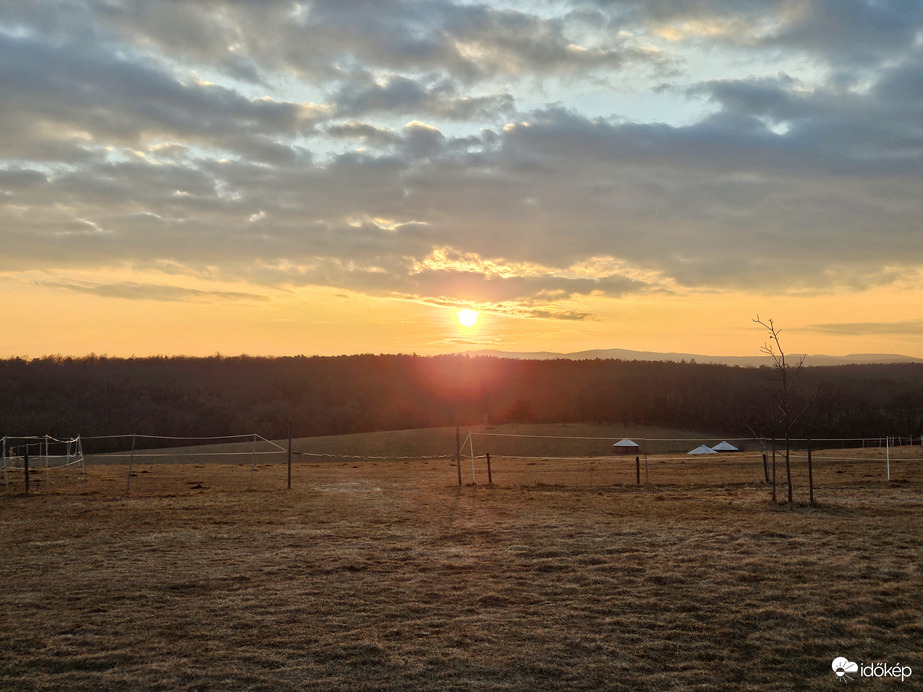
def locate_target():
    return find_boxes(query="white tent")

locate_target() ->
[688,444,717,455]
[612,438,640,454]
[711,441,739,452]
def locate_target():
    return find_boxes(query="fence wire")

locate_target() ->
[2,431,920,495]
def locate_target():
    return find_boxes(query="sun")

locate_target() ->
[456,309,479,327]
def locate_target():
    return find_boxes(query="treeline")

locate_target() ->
[2,354,922,448]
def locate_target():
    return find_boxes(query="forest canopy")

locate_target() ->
[2,354,922,447]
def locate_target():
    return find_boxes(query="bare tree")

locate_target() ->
[753,315,810,504]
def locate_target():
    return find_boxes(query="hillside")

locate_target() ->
[465,348,923,366]
[2,354,922,447]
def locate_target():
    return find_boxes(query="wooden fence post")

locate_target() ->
[456,422,462,487]
[23,445,29,495]
[78,436,86,483]
[807,437,814,506]
[636,456,641,486]
[287,424,293,490]
[249,433,257,490]
[762,453,769,484]
[126,434,137,493]
[486,453,492,485]
[771,436,777,504]
[886,436,890,481]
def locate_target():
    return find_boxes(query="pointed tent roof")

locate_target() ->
[612,438,639,448]
[711,441,739,452]
[688,444,717,455]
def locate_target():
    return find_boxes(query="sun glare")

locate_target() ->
[457,309,479,327]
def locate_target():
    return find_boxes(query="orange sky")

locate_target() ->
[4,272,922,359]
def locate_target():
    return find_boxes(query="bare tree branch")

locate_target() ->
[754,315,810,505]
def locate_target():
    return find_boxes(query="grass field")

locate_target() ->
[2,430,921,690]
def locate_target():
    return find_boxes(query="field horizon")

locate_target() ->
[73,421,858,463]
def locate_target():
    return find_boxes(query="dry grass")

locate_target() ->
[2,451,921,690]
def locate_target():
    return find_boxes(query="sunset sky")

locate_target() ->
[3,1,923,358]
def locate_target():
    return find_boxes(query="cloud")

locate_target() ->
[0,31,321,162]
[415,295,593,322]
[16,0,664,87]
[327,121,401,146]
[0,168,47,190]
[584,0,923,68]
[37,280,270,303]
[2,0,923,321]
[5,84,923,297]
[798,319,923,337]
[332,75,516,120]
[765,0,923,67]
[404,266,648,303]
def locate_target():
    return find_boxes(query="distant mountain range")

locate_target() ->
[463,348,923,367]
